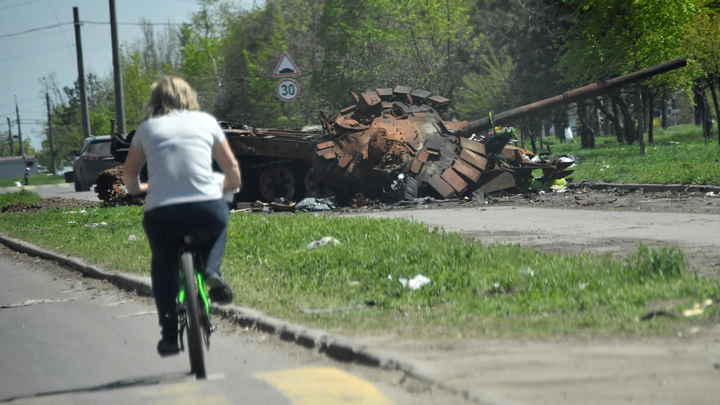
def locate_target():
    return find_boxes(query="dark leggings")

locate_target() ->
[142,199,229,338]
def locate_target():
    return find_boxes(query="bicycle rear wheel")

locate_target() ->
[181,251,206,379]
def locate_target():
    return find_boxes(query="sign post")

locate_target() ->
[273,53,301,128]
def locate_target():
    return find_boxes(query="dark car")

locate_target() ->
[70,136,119,192]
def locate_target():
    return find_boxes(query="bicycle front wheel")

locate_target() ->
[181,251,206,379]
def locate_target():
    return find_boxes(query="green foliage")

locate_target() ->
[315,0,483,108]
[559,0,698,86]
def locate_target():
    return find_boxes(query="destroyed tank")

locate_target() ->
[97,57,686,206]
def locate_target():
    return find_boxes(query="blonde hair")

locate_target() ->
[142,76,200,120]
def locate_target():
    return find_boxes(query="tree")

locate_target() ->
[558,0,699,154]
[683,7,720,144]
[315,0,484,110]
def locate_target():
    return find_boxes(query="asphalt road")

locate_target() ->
[0,247,460,405]
[0,182,99,201]
[357,205,720,275]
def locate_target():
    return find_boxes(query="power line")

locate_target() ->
[0,22,72,40]
[0,0,45,11]
[0,20,185,40]
[47,0,75,60]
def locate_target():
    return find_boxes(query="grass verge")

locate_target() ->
[0,174,68,188]
[546,124,720,185]
[0,198,717,339]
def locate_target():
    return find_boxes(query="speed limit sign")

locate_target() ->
[276,78,299,102]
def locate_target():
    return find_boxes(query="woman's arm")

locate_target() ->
[212,138,242,193]
[123,145,148,196]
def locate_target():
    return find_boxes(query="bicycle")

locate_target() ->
[170,227,215,379]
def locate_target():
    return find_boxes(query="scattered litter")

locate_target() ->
[555,189,568,194]
[295,197,338,212]
[128,235,137,241]
[396,197,455,206]
[349,281,359,286]
[83,222,107,228]
[682,299,714,317]
[307,236,340,250]
[113,311,157,319]
[706,192,719,197]
[14,181,23,190]
[1,298,76,309]
[301,301,375,314]
[519,268,535,277]
[398,274,431,290]
[641,298,715,320]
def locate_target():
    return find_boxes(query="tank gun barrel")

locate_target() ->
[466,57,687,134]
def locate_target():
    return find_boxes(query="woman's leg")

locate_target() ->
[142,207,180,342]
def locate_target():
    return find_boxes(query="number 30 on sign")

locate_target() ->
[276,78,299,102]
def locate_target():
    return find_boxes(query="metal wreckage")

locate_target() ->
[96,57,686,208]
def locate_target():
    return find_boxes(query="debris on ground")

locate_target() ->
[1,197,99,213]
[307,237,341,250]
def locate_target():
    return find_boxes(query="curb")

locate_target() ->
[0,234,432,384]
[568,181,720,194]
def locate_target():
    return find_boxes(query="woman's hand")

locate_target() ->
[213,138,242,193]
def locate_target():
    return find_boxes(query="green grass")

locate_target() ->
[0,190,44,208]
[0,174,68,188]
[546,124,720,185]
[1,200,717,339]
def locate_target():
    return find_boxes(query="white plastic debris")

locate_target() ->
[398,274,431,290]
[128,235,137,242]
[307,236,340,250]
[519,268,535,277]
[14,181,23,190]
[706,192,718,197]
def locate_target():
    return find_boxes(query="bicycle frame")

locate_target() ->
[178,262,211,320]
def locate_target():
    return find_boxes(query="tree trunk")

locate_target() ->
[610,96,625,143]
[648,90,655,145]
[612,93,636,144]
[596,96,624,144]
[577,102,592,148]
[661,92,668,129]
[707,76,720,146]
[693,80,704,127]
[636,87,646,155]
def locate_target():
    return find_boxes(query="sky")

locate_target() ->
[0,0,256,152]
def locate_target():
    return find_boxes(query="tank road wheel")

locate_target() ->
[259,165,295,202]
[303,168,333,198]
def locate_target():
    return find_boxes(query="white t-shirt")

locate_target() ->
[131,110,225,211]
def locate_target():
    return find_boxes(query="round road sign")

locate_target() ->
[276,78,299,102]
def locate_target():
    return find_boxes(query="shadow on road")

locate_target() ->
[0,372,193,403]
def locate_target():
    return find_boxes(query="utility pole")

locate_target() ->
[73,7,91,139]
[44,78,57,175]
[14,94,24,157]
[109,0,126,134]
[6,116,14,156]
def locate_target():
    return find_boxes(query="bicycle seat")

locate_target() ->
[166,227,210,249]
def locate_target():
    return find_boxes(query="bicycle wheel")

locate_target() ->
[181,251,206,379]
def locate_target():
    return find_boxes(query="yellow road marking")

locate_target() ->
[254,367,396,405]
[137,380,232,405]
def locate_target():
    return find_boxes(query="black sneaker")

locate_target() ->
[205,274,234,305]
[157,340,180,357]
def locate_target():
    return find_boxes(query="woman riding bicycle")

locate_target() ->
[124,76,242,357]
